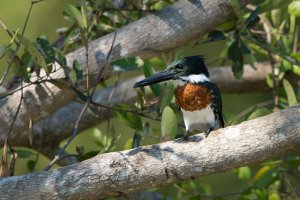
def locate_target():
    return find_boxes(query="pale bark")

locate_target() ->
[0,105,299,199]
[0,0,250,146]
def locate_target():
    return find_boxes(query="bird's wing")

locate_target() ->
[204,82,224,128]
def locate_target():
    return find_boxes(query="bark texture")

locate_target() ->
[0,105,299,199]
[0,0,250,145]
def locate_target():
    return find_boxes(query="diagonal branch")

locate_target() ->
[0,105,299,199]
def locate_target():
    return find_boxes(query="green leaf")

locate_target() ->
[153,1,169,10]
[49,79,69,90]
[260,0,292,13]
[247,108,271,120]
[240,41,251,54]
[115,106,143,130]
[99,15,113,26]
[255,188,268,199]
[279,60,292,72]
[142,122,151,137]
[73,88,88,102]
[266,73,274,88]
[73,60,83,84]
[230,0,242,19]
[36,37,56,65]
[16,149,35,158]
[208,30,226,41]
[227,40,242,61]
[283,79,297,106]
[254,167,278,188]
[269,192,280,200]
[64,4,86,29]
[245,7,260,29]
[232,58,244,79]
[217,17,238,31]
[223,113,238,125]
[202,30,226,44]
[285,155,300,167]
[244,53,257,69]
[112,57,143,72]
[16,33,49,74]
[288,1,300,17]
[161,106,177,138]
[142,61,161,96]
[292,65,300,75]
[148,57,165,69]
[244,33,300,66]
[0,45,29,82]
[77,150,100,161]
[81,5,88,30]
[160,82,174,112]
[27,160,36,172]
[55,48,67,67]
[227,37,248,79]
[237,166,251,181]
[271,9,283,27]
[132,131,142,148]
[291,54,300,75]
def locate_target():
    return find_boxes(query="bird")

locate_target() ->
[133,55,224,140]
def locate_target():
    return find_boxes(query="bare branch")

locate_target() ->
[0,105,299,199]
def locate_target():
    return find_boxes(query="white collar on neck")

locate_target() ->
[180,74,210,84]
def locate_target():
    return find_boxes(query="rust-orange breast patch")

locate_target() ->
[175,83,212,111]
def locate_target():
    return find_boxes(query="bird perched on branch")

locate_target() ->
[134,55,224,140]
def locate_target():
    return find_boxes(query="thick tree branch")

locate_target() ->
[0,0,250,145]
[0,105,299,199]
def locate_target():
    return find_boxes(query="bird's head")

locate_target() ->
[133,55,209,88]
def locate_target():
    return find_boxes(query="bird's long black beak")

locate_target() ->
[133,71,177,88]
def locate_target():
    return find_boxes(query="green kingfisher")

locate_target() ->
[133,55,224,140]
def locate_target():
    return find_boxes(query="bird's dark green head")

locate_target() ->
[134,55,209,88]
[165,55,209,78]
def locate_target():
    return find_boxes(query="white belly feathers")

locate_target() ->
[181,104,216,133]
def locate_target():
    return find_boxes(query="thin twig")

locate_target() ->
[261,17,279,110]
[8,150,17,176]
[30,133,43,171]
[1,81,24,177]
[105,71,121,147]
[6,81,24,148]
[293,26,299,53]
[90,30,117,98]
[43,28,117,171]
[0,140,8,177]
[0,20,19,46]
[236,100,273,120]
[43,101,89,171]
[0,66,62,99]
[101,6,155,12]
[90,100,186,130]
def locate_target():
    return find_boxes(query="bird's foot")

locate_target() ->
[183,130,190,141]
[204,127,214,138]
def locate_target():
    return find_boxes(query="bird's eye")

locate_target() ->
[177,64,184,69]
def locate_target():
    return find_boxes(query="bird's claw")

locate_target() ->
[183,131,190,141]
